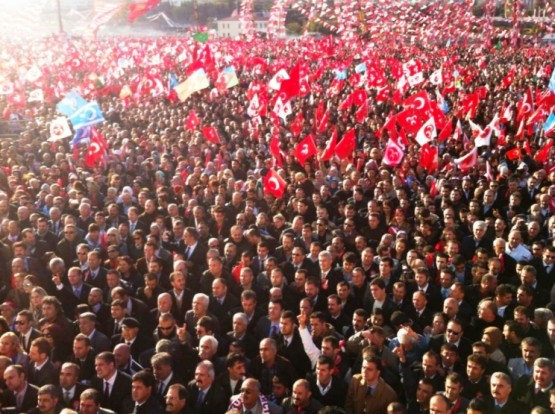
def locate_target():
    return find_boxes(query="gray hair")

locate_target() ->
[199,335,218,352]
[197,360,215,379]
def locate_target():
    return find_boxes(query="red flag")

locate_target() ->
[85,128,108,167]
[320,128,337,162]
[382,138,405,167]
[517,87,534,121]
[335,129,356,160]
[403,90,431,114]
[290,112,303,137]
[395,108,423,135]
[506,147,521,160]
[454,147,478,172]
[355,102,368,123]
[438,118,453,142]
[129,0,160,23]
[270,135,283,167]
[338,94,353,111]
[278,62,300,102]
[534,139,553,163]
[201,126,221,144]
[294,134,317,166]
[419,144,438,172]
[317,111,330,133]
[263,169,287,198]
[185,110,200,131]
[502,66,516,88]
[352,89,367,106]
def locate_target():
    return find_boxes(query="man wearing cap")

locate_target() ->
[112,317,152,361]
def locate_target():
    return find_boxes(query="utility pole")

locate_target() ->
[56,0,64,33]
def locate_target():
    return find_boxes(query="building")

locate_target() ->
[216,14,269,38]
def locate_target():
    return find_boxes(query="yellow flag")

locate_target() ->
[175,69,210,102]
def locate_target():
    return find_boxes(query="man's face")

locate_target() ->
[416,382,434,404]
[227,361,246,381]
[422,355,438,377]
[279,317,294,337]
[37,393,57,413]
[132,380,151,404]
[95,358,114,379]
[3,368,23,391]
[522,343,540,365]
[362,359,380,384]
[59,366,78,389]
[259,340,276,364]
[241,298,255,315]
[240,380,260,409]
[316,362,332,384]
[534,365,554,389]
[73,340,89,360]
[28,345,43,363]
[152,363,172,381]
[194,366,212,389]
[291,383,310,407]
[490,375,511,402]
[165,387,186,413]
[198,340,215,360]
[80,398,100,414]
[444,379,462,402]
[15,315,30,334]
[466,360,485,382]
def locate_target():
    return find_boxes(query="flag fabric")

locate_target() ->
[454,146,478,171]
[85,128,108,167]
[48,117,72,141]
[355,62,367,73]
[272,96,292,120]
[193,32,209,43]
[535,139,553,163]
[475,126,493,147]
[294,134,317,166]
[543,112,555,134]
[382,138,405,167]
[216,66,239,92]
[0,82,14,95]
[320,128,337,162]
[278,62,300,103]
[168,72,178,90]
[28,89,44,103]
[506,147,521,160]
[68,101,105,130]
[395,108,423,135]
[269,135,283,167]
[201,126,221,144]
[517,88,534,121]
[263,169,286,198]
[290,112,303,137]
[268,69,289,91]
[429,69,443,85]
[25,66,42,83]
[438,118,453,142]
[185,110,200,131]
[549,67,555,93]
[502,67,516,88]
[335,129,356,160]
[129,0,160,23]
[56,92,88,117]
[86,1,127,36]
[485,160,493,181]
[415,117,436,146]
[71,126,92,146]
[419,143,438,172]
[174,69,210,102]
[403,59,424,87]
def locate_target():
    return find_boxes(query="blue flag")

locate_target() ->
[543,112,555,133]
[68,101,105,130]
[355,62,367,73]
[168,72,178,90]
[56,91,88,117]
[71,126,91,147]
[549,67,555,93]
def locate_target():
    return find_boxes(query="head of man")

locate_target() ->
[466,354,487,383]
[194,361,215,391]
[490,372,512,404]
[429,394,452,414]
[361,356,382,386]
[315,356,334,387]
[240,378,261,410]
[533,358,555,390]
[79,388,103,414]
[198,335,218,360]
[151,352,173,382]
[291,379,311,408]
[444,373,464,403]
[37,384,60,414]
[165,384,187,414]
[3,364,26,393]
[131,370,156,405]
[29,337,51,365]
[94,352,117,380]
[416,378,435,406]
[259,338,277,366]
[59,362,80,391]
[226,353,246,381]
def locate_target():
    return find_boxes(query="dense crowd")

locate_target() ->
[0,28,554,414]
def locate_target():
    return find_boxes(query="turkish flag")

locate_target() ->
[438,118,453,142]
[320,127,337,162]
[335,129,356,160]
[403,90,431,117]
[290,112,303,137]
[294,134,317,166]
[185,110,200,131]
[129,0,160,23]
[317,111,329,133]
[382,138,405,167]
[454,146,478,172]
[517,87,534,121]
[506,147,521,160]
[278,62,300,103]
[338,94,353,111]
[269,135,283,167]
[355,102,368,123]
[352,89,367,106]
[85,128,108,167]
[263,169,286,198]
[534,139,553,163]
[419,144,438,172]
[502,67,516,88]
[201,126,221,144]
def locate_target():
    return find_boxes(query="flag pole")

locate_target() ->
[56,0,64,33]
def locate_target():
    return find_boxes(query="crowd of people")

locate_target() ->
[0,23,554,414]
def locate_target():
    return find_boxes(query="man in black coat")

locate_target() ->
[275,311,312,376]
[186,361,228,414]
[428,319,473,364]
[486,371,526,413]
[130,370,163,414]
[251,338,296,397]
[91,351,133,414]
[59,362,88,410]
[514,357,555,410]
[307,356,347,407]
[27,337,58,387]
[214,353,247,402]
[3,364,39,413]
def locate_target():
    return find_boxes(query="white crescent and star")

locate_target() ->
[268,177,280,191]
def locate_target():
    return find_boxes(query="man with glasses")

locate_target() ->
[56,224,83,268]
[15,310,41,353]
[429,319,473,363]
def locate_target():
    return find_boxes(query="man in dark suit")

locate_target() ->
[14,310,42,354]
[486,371,526,413]
[254,300,283,341]
[111,287,149,322]
[515,357,555,410]
[226,313,258,359]
[429,319,473,364]
[187,361,228,414]
[51,266,93,317]
[214,353,246,402]
[275,311,312,376]
[209,278,240,334]
[78,388,118,414]
[251,338,296,397]
[150,352,184,407]
[130,370,163,414]
[180,227,208,292]
[461,221,493,261]
[67,334,96,384]
[407,291,434,335]
[363,279,397,324]
[413,267,443,312]
[91,351,133,414]
[27,337,58,387]
[78,312,112,354]
[168,270,194,325]
[59,362,88,409]
[3,364,39,413]
[83,251,108,290]
[317,251,344,297]
[307,355,347,407]
[111,317,153,361]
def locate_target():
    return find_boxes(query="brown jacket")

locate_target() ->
[345,375,398,414]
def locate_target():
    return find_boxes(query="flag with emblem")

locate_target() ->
[48,117,72,141]
[263,169,286,198]
[201,126,221,144]
[294,134,317,166]
[68,101,105,130]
